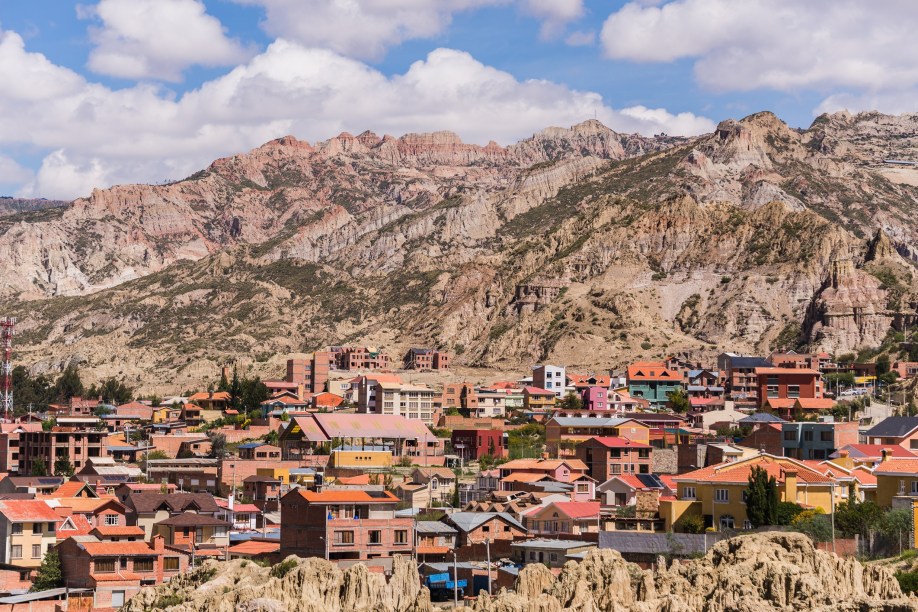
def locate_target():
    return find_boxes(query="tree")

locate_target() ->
[218,368,230,393]
[791,509,832,542]
[745,465,779,527]
[667,388,691,414]
[229,366,242,410]
[239,376,269,412]
[207,431,227,459]
[30,549,62,591]
[876,354,891,376]
[53,364,84,402]
[478,454,496,471]
[674,514,705,534]
[86,377,133,405]
[776,501,805,525]
[263,429,279,445]
[31,457,48,477]
[451,473,460,509]
[54,456,74,478]
[835,498,884,538]
[559,392,583,411]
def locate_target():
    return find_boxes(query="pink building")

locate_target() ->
[581,386,609,411]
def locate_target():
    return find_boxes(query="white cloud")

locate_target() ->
[1,30,713,200]
[564,30,595,47]
[83,0,251,81]
[520,0,584,39]
[600,0,918,94]
[234,0,505,60]
[0,155,33,186]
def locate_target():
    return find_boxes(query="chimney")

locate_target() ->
[784,469,798,504]
[152,533,164,554]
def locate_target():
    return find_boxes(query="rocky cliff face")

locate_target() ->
[123,533,917,612]
[3,113,918,391]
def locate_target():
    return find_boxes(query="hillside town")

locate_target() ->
[0,339,916,610]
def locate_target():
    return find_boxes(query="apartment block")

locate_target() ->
[533,365,567,398]
[404,348,450,370]
[18,423,105,475]
[280,490,413,567]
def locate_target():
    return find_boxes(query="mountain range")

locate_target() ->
[3,111,917,393]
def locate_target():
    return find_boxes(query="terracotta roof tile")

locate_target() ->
[228,540,280,555]
[296,490,399,503]
[873,458,918,476]
[0,500,61,522]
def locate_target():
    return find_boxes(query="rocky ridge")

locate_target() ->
[123,533,917,612]
[3,112,918,391]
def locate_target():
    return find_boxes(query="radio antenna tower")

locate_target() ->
[1,317,14,422]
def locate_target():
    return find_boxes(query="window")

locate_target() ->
[95,559,115,573]
[120,558,128,569]
[714,489,729,503]
[550,553,558,562]
[787,385,800,398]
[163,557,180,571]
[33,522,42,534]
[482,525,490,532]
[742,490,749,504]
[333,531,354,545]
[47,522,55,533]
[105,514,119,526]
[195,527,204,543]
[783,430,795,441]
[11,523,21,535]
[803,430,813,442]
[112,591,125,607]
[368,530,382,545]
[743,520,752,530]
[529,551,536,561]
[719,515,735,529]
[911,481,918,495]
[820,431,832,442]
[767,385,779,399]
[611,464,622,475]
[32,544,41,558]
[394,530,408,544]
[214,526,227,537]
[135,558,154,572]
[682,487,696,500]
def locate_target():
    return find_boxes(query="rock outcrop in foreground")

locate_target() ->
[125,533,917,612]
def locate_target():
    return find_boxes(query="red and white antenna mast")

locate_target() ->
[1,317,14,421]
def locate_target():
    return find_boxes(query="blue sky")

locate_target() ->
[1,0,916,199]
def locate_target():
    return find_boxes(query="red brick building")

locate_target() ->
[575,436,653,480]
[403,348,450,370]
[755,367,824,410]
[451,429,505,461]
[280,489,413,565]
[58,534,189,611]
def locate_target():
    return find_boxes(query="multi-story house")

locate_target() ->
[544,416,651,457]
[410,468,457,505]
[661,454,838,532]
[415,521,457,558]
[575,436,653,480]
[243,475,282,511]
[18,421,105,475]
[755,367,824,410]
[124,492,223,540]
[280,489,413,566]
[781,420,859,460]
[498,458,592,495]
[626,362,682,408]
[0,500,61,568]
[0,423,41,474]
[451,429,506,461]
[153,512,231,557]
[331,347,392,371]
[864,417,918,451]
[768,351,831,371]
[892,361,918,380]
[566,373,611,391]
[58,534,189,610]
[441,383,478,413]
[717,353,772,409]
[440,512,526,547]
[580,386,609,411]
[533,365,567,398]
[472,390,508,418]
[357,376,437,424]
[873,457,918,508]
[284,352,334,394]
[522,387,556,411]
[523,501,601,536]
[403,348,450,370]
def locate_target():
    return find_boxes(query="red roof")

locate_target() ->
[839,444,915,459]
[91,526,146,537]
[296,490,399,504]
[335,474,370,485]
[228,540,280,555]
[627,362,680,381]
[533,501,601,519]
[873,459,918,476]
[0,500,61,522]
[80,541,157,556]
[589,436,652,449]
[523,387,555,396]
[314,392,345,407]
[675,455,835,485]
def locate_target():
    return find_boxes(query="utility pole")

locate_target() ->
[452,550,459,607]
[485,537,491,596]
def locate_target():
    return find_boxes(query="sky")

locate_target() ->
[1,0,917,200]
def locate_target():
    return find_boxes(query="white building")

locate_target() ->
[533,365,567,398]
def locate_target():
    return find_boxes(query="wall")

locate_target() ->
[652,448,678,474]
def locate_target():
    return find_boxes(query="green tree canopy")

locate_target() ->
[53,364,84,402]
[745,465,779,527]
[31,457,48,476]
[667,388,691,414]
[559,392,583,411]
[86,377,133,405]
[53,456,74,478]
[30,549,63,591]
[207,431,227,459]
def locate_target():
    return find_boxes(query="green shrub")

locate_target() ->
[896,571,918,594]
[154,594,185,608]
[270,558,298,579]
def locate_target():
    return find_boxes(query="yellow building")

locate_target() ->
[328,448,392,469]
[661,453,839,532]
[873,458,918,508]
[0,500,62,568]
